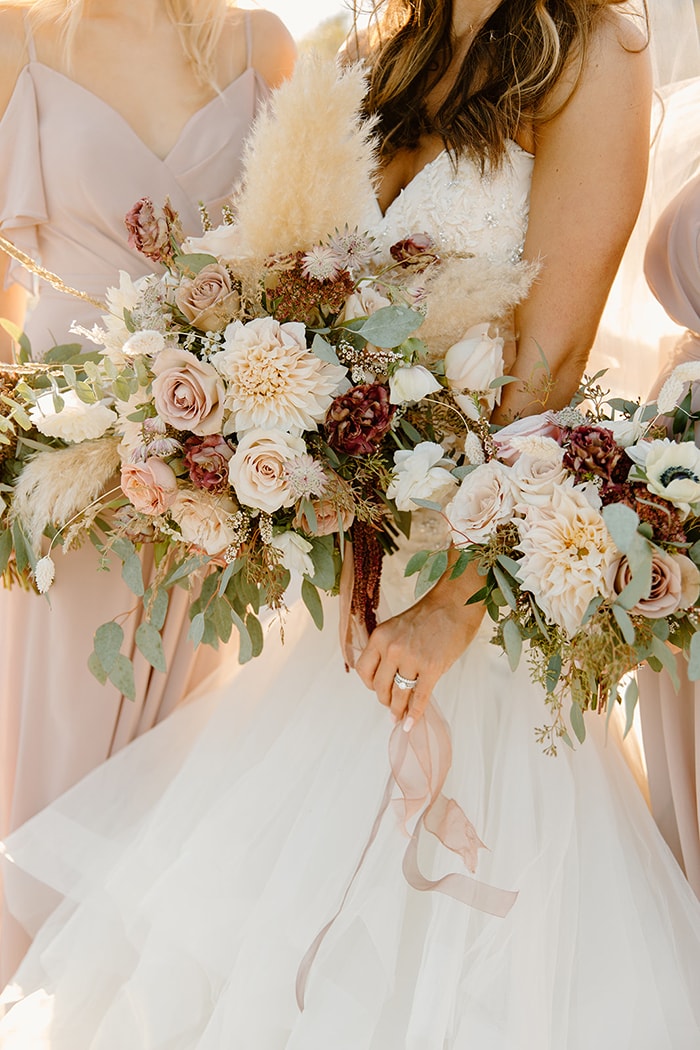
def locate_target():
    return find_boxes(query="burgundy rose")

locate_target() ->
[183,434,234,492]
[562,425,627,484]
[125,197,181,265]
[324,383,396,456]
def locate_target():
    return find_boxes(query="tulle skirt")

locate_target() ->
[1,583,699,1048]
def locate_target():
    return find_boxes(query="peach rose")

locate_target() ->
[294,498,354,536]
[607,550,700,618]
[446,459,520,545]
[121,457,178,515]
[151,347,225,436]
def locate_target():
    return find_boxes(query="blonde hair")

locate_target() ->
[27,0,234,84]
[358,0,649,168]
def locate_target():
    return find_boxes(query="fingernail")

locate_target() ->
[403,716,414,733]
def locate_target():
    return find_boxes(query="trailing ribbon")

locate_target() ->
[295,545,518,1011]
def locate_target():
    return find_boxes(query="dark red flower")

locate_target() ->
[389,232,440,270]
[324,383,396,456]
[183,434,233,492]
[563,425,627,484]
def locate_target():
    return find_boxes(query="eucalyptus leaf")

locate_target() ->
[492,564,517,611]
[308,535,337,591]
[545,652,562,694]
[94,621,124,675]
[687,631,700,681]
[217,560,240,597]
[569,702,587,744]
[173,252,219,274]
[612,603,636,645]
[11,518,35,575]
[302,578,324,630]
[410,497,442,512]
[0,528,12,575]
[310,334,341,366]
[353,304,423,348]
[246,612,265,659]
[230,608,253,663]
[109,653,136,701]
[135,622,168,673]
[623,676,639,738]
[602,503,640,554]
[87,650,108,686]
[649,636,680,690]
[148,588,170,631]
[405,550,429,577]
[502,617,522,671]
[189,611,205,648]
[122,554,145,597]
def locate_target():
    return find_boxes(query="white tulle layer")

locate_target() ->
[1,591,700,1049]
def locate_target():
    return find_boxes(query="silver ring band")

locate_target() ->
[393,672,418,690]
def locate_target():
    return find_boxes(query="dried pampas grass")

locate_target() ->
[419,257,540,360]
[234,55,379,263]
[13,437,121,551]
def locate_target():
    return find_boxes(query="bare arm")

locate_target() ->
[493,16,652,422]
[248,9,297,91]
[356,15,653,726]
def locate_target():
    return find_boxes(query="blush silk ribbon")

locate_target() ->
[295,545,518,1011]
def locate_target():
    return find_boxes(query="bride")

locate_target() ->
[1,0,700,1046]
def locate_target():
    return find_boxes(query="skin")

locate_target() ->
[357,0,652,730]
[0,0,296,360]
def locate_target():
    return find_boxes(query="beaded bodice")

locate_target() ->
[372,142,534,266]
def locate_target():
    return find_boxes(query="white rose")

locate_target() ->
[30,390,117,443]
[446,458,519,545]
[444,322,504,420]
[516,486,617,637]
[271,530,315,577]
[170,489,238,556]
[627,438,700,514]
[386,441,458,512]
[388,365,441,405]
[182,223,244,264]
[512,442,568,508]
[228,428,306,513]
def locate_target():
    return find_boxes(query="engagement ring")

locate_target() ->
[393,672,418,690]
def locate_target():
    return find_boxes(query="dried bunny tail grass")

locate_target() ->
[418,257,540,359]
[234,55,379,261]
[13,437,121,551]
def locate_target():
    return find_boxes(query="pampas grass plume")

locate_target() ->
[234,55,379,262]
[13,437,121,551]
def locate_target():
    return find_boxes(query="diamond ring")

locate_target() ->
[393,672,419,690]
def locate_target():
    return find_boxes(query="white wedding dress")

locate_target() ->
[1,144,700,1050]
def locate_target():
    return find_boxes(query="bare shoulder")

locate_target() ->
[246,8,296,90]
[0,4,30,118]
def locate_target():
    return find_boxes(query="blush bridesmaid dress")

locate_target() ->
[0,15,268,983]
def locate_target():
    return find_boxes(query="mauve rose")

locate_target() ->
[121,457,178,516]
[229,429,306,514]
[493,412,568,465]
[607,550,700,618]
[124,197,180,264]
[324,383,395,456]
[183,434,233,492]
[152,347,225,436]
[389,233,437,267]
[175,264,240,332]
[294,498,354,536]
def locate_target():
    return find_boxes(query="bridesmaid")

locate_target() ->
[0,0,294,983]
[638,172,700,898]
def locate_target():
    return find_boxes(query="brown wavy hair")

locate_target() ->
[358,0,648,167]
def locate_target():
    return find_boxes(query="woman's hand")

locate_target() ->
[355,556,486,730]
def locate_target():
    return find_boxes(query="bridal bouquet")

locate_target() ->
[412,369,700,753]
[1,57,535,695]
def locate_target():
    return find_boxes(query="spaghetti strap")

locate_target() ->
[245,11,253,70]
[24,14,37,64]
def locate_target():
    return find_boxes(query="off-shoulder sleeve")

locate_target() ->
[644,173,700,336]
[0,66,48,291]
